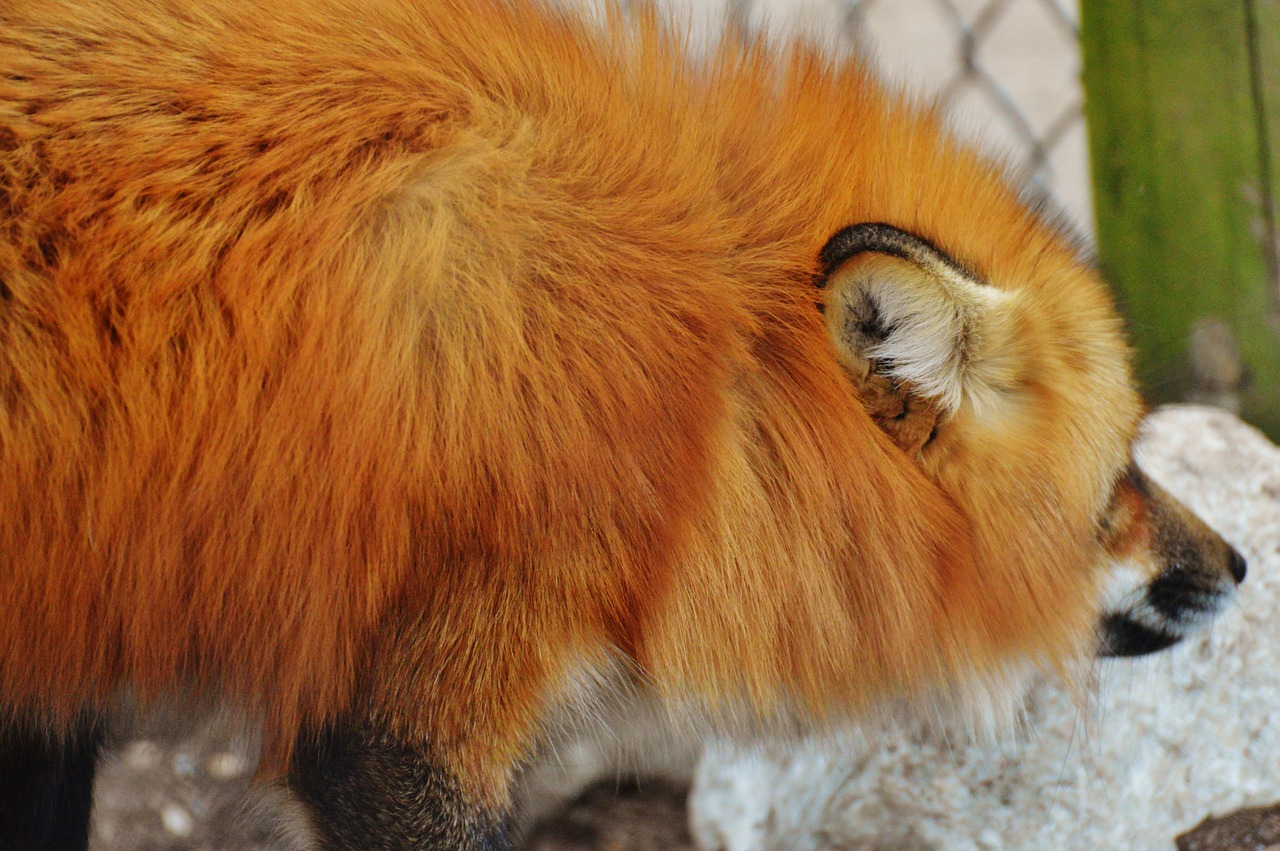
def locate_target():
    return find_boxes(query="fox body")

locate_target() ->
[0,0,1245,847]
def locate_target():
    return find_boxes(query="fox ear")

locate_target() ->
[817,223,1023,449]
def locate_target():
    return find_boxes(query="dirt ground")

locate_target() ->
[83,709,1276,851]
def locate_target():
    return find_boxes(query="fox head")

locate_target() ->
[818,222,1245,660]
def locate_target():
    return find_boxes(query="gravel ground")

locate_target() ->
[80,706,1279,851]
[90,709,289,851]
[89,707,698,851]
[521,780,696,851]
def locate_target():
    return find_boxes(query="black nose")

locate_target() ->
[1229,548,1248,584]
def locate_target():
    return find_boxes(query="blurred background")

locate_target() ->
[662,0,1280,440]
[718,0,1095,230]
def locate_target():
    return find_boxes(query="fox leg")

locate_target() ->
[289,719,512,851]
[0,717,103,851]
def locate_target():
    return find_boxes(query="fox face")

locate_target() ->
[1096,464,1246,656]
[818,223,1244,664]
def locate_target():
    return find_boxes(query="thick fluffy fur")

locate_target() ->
[0,0,1240,840]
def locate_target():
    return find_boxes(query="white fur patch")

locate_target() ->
[1096,559,1156,623]
[1097,557,1233,637]
[831,255,1018,418]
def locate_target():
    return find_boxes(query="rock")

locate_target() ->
[521,780,696,851]
[160,804,194,838]
[690,406,1280,851]
[206,751,249,781]
[515,698,702,832]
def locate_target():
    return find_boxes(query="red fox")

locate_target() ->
[0,0,1246,848]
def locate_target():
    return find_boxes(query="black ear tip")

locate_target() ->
[817,222,909,279]
[816,223,980,288]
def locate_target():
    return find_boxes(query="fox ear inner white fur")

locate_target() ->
[817,222,1023,420]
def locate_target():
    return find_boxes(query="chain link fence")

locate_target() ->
[710,0,1093,235]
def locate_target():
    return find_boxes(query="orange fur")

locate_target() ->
[1,0,1145,801]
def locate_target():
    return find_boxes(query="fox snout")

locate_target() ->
[1097,463,1245,658]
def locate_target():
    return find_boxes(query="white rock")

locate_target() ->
[121,739,161,771]
[160,804,194,838]
[207,751,249,780]
[691,405,1280,851]
[171,751,197,777]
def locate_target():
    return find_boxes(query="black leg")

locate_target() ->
[0,718,102,851]
[290,720,512,850]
